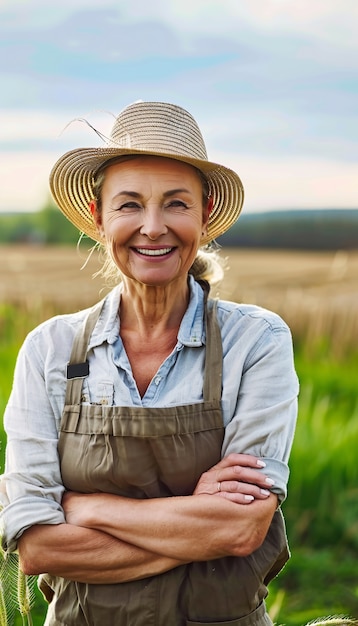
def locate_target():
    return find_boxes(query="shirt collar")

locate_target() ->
[177,275,206,347]
[87,286,121,350]
[87,275,207,351]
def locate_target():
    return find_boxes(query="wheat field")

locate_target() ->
[0,245,357,354]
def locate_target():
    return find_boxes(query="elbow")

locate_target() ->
[18,531,45,576]
[229,495,278,557]
[19,550,41,576]
[230,526,266,558]
[18,546,44,577]
[19,558,36,577]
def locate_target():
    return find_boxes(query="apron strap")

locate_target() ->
[203,298,223,403]
[64,299,105,407]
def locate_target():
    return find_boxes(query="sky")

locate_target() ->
[0,0,357,215]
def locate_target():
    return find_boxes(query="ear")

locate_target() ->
[90,200,105,240]
[207,196,214,215]
[202,196,213,230]
[89,200,103,233]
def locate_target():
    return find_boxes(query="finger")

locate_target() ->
[216,467,275,489]
[211,453,266,470]
[219,480,272,499]
[216,487,275,505]
[215,491,256,504]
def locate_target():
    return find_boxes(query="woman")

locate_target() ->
[0,101,298,625]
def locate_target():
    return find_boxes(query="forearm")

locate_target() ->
[67,492,278,561]
[18,523,185,583]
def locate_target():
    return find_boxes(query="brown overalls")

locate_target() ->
[41,294,289,626]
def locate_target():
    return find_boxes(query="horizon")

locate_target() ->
[1,206,357,218]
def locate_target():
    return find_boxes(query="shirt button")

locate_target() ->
[154,376,161,385]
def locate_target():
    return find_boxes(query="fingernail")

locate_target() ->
[244,495,255,502]
[265,478,275,486]
[257,460,266,468]
[260,489,270,496]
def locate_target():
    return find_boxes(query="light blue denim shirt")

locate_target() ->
[0,276,299,552]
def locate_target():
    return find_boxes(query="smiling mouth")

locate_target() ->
[134,247,175,257]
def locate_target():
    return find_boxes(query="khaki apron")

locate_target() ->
[41,293,289,626]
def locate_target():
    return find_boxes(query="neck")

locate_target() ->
[120,276,190,336]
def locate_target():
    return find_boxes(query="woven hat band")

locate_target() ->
[108,102,208,161]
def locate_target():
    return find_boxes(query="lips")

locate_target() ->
[134,247,175,257]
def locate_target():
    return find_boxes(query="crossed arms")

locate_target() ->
[19,453,277,584]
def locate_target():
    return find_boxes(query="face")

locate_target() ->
[93,156,210,288]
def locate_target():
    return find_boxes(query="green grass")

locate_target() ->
[266,349,358,625]
[1,303,358,625]
[267,549,358,626]
[0,347,18,472]
[287,351,358,550]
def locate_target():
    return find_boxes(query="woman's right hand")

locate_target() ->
[193,453,275,504]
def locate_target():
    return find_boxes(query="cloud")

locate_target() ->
[0,0,357,213]
[2,0,358,51]
[0,151,57,212]
[231,154,358,212]
[1,2,356,121]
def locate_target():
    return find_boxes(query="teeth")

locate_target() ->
[136,248,173,256]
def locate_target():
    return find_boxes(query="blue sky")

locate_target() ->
[0,0,357,214]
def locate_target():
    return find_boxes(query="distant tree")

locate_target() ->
[1,205,357,249]
[0,212,39,243]
[0,202,85,245]
[218,210,358,250]
[34,203,81,244]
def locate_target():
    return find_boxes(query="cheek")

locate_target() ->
[176,210,204,235]
[103,211,135,238]
[105,239,130,274]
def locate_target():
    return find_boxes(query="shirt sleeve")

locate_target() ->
[221,309,299,503]
[0,332,66,553]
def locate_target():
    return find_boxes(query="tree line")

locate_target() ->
[0,204,357,250]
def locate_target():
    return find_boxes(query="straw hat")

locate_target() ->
[50,101,244,245]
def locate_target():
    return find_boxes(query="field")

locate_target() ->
[1,245,357,351]
[0,244,358,626]
[1,244,358,308]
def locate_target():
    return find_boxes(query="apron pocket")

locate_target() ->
[186,601,272,626]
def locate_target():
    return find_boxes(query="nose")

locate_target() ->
[140,207,168,240]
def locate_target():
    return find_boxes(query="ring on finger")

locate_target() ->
[217,482,221,492]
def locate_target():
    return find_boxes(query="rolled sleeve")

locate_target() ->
[1,496,65,553]
[220,306,299,503]
[1,333,67,552]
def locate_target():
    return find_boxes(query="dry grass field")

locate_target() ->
[0,244,357,353]
[219,248,358,354]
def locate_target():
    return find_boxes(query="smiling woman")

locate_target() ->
[91,156,210,289]
[0,101,298,626]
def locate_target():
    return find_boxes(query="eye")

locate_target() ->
[166,199,188,209]
[117,201,142,212]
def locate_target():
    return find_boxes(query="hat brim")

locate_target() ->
[50,146,244,245]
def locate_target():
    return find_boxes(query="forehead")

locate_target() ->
[103,155,201,184]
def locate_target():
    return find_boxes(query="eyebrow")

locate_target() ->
[112,188,192,201]
[113,191,141,199]
[163,188,191,198]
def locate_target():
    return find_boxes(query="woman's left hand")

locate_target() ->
[193,453,275,504]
